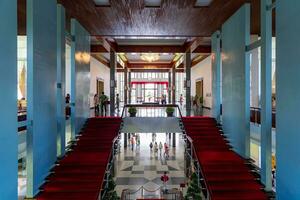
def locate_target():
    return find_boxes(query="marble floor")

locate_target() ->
[114,132,187,198]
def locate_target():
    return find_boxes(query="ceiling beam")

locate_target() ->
[193,45,211,53]
[91,45,107,53]
[91,53,109,67]
[91,44,211,53]
[128,63,172,69]
[117,45,186,53]
[191,54,210,67]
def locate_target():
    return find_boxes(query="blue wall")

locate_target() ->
[221,4,250,157]
[70,19,90,136]
[56,4,66,157]
[276,1,300,199]
[26,0,57,197]
[0,0,18,199]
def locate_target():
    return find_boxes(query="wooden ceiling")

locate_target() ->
[17,0,275,37]
[56,0,262,37]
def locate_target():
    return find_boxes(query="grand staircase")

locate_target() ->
[182,116,269,200]
[36,117,122,200]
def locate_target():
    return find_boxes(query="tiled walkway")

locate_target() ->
[114,133,187,197]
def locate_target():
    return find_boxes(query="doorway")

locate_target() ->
[196,79,203,99]
[97,79,104,96]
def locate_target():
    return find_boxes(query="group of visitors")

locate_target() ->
[93,92,109,116]
[93,92,121,116]
[149,133,170,159]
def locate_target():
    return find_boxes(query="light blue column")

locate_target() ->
[211,31,221,122]
[0,1,18,199]
[260,0,272,190]
[70,19,90,135]
[221,4,250,157]
[276,1,300,199]
[70,19,76,140]
[26,0,57,197]
[56,4,66,157]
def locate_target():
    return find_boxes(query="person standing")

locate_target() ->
[154,142,158,154]
[179,94,183,106]
[93,94,99,116]
[99,92,108,116]
[161,172,169,193]
[116,93,120,113]
[65,93,71,119]
[193,95,199,116]
[131,136,135,151]
[159,142,163,155]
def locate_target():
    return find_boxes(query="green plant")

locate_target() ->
[185,173,202,200]
[166,107,175,117]
[166,107,175,114]
[128,107,137,114]
[104,175,120,200]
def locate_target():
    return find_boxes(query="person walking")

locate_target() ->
[93,94,99,116]
[164,143,169,159]
[116,93,120,113]
[149,142,153,152]
[159,142,163,155]
[161,172,169,193]
[154,142,158,154]
[99,92,108,116]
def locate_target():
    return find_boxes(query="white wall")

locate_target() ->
[191,55,212,108]
[90,56,110,104]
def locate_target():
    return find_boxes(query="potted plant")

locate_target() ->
[166,107,175,117]
[128,107,137,117]
[185,173,202,200]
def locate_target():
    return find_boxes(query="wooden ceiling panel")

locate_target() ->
[57,0,264,37]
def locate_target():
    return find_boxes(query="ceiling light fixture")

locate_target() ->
[140,53,160,63]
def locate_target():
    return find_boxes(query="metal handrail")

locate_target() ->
[180,121,212,200]
[98,118,124,200]
[121,104,183,118]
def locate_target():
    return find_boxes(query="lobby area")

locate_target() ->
[1,0,300,200]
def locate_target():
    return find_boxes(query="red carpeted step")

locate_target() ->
[36,117,122,199]
[182,117,268,199]
[42,181,101,192]
[36,191,99,200]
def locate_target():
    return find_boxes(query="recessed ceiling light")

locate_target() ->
[195,0,213,7]
[145,0,161,7]
[94,0,110,6]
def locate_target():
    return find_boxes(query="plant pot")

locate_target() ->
[129,112,137,117]
[167,112,174,117]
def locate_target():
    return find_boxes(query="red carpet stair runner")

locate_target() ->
[182,116,269,200]
[36,117,122,200]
